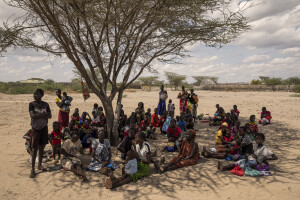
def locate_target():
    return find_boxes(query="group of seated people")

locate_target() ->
[203,105,276,176]
[24,99,276,187]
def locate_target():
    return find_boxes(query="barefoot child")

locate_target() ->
[106,150,138,189]
[50,121,62,164]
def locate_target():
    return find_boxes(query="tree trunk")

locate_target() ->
[102,99,114,144]
[112,90,123,145]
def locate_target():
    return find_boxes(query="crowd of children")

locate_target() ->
[26,87,277,188]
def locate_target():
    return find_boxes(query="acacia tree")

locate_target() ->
[164,71,186,90]
[1,0,250,145]
[138,76,159,90]
[193,76,218,86]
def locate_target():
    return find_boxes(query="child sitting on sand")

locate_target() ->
[186,118,194,130]
[49,121,62,164]
[177,114,186,131]
[151,108,159,127]
[259,107,272,125]
[167,119,182,150]
[246,115,258,139]
[106,150,138,189]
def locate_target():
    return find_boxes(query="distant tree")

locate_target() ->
[138,76,159,90]
[283,77,300,85]
[193,76,218,85]
[250,79,262,85]
[165,71,186,90]
[44,79,55,85]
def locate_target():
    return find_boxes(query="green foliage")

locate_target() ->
[250,79,262,85]
[164,71,186,90]
[259,76,282,86]
[283,77,300,85]
[292,85,300,93]
[0,81,82,94]
[138,76,159,90]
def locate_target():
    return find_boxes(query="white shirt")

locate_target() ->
[132,142,151,161]
[91,139,110,149]
[248,145,273,163]
[125,158,138,174]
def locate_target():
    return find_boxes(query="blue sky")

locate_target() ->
[0,0,300,83]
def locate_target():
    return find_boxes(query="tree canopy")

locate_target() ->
[164,71,186,90]
[1,0,251,144]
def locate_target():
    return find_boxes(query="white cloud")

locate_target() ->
[281,47,300,54]
[243,55,270,63]
[16,56,47,63]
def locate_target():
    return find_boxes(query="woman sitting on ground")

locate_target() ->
[157,130,199,173]
[61,131,88,181]
[259,107,272,125]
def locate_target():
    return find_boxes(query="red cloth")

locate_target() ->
[51,131,61,145]
[151,114,159,127]
[167,127,181,140]
[158,116,166,129]
[58,110,69,129]
[224,136,233,142]
[140,120,147,131]
[231,165,244,176]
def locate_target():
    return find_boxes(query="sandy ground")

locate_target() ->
[0,90,300,200]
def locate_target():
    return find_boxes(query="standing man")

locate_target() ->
[157,85,168,116]
[29,89,52,178]
[55,89,70,129]
[189,89,199,121]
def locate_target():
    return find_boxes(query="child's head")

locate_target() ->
[71,131,80,142]
[169,99,172,104]
[147,108,151,113]
[82,112,87,118]
[239,126,246,137]
[56,89,61,96]
[216,104,220,109]
[135,132,147,144]
[98,106,103,112]
[186,129,196,143]
[98,129,105,142]
[126,150,136,160]
[249,115,255,123]
[233,105,237,110]
[128,128,136,139]
[221,122,228,131]
[138,102,144,109]
[94,103,98,109]
[129,119,136,128]
[53,121,60,132]
[170,119,176,128]
[163,111,167,117]
[160,85,164,91]
[74,108,79,113]
[255,133,265,145]
[179,115,184,121]
[262,107,266,112]
[63,92,67,96]
[181,85,185,91]
[190,88,194,93]
[154,108,158,114]
[225,112,231,119]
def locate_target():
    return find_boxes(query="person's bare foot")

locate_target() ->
[219,162,225,171]
[217,161,221,170]
[29,170,36,178]
[105,178,113,189]
[160,156,166,165]
[38,165,47,171]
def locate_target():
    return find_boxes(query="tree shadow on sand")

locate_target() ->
[15,116,300,199]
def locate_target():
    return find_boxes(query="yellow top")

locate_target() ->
[55,97,66,112]
[215,130,223,145]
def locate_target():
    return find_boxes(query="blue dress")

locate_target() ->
[157,90,168,115]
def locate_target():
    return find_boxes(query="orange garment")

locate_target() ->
[151,113,159,127]
[170,139,199,168]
